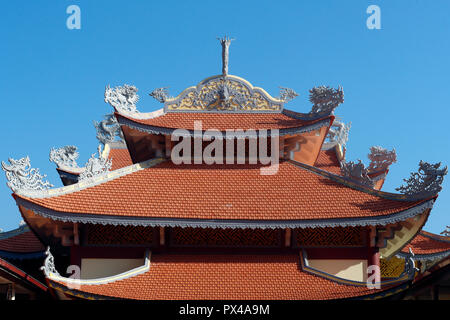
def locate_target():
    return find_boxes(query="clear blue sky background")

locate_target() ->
[0,1,448,233]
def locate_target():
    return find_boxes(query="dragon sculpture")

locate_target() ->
[1,157,53,192]
[396,161,447,197]
[49,145,80,168]
[104,84,139,113]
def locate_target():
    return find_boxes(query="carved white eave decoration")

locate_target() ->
[104,84,140,115]
[78,145,112,181]
[403,248,420,279]
[340,159,375,188]
[1,156,53,193]
[40,246,60,277]
[43,248,151,286]
[322,120,351,150]
[94,113,125,145]
[367,146,397,173]
[308,85,344,116]
[49,145,80,170]
[396,161,447,198]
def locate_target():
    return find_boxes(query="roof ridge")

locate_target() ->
[287,159,436,202]
[0,225,30,240]
[16,158,165,200]
[419,230,450,243]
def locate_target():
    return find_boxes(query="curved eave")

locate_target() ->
[115,112,333,138]
[15,195,434,230]
[0,257,47,292]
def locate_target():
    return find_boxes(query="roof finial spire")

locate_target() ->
[217,36,235,76]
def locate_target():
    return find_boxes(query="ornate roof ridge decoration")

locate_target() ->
[94,113,125,145]
[15,196,434,230]
[78,145,113,181]
[40,246,60,277]
[441,226,450,237]
[396,161,447,197]
[340,159,375,188]
[1,157,53,193]
[161,75,285,112]
[309,85,344,116]
[149,87,170,103]
[104,84,140,114]
[49,145,80,169]
[322,120,351,150]
[367,146,397,173]
[14,158,164,199]
[46,250,151,286]
[278,87,299,103]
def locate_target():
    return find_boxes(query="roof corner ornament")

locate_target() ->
[78,145,112,181]
[441,226,450,236]
[340,160,375,188]
[40,246,60,276]
[93,113,125,145]
[396,161,447,197]
[49,145,80,168]
[367,146,397,173]
[149,87,170,103]
[1,157,53,193]
[327,120,351,148]
[309,85,344,115]
[404,248,419,279]
[279,87,299,103]
[218,36,235,76]
[104,84,139,113]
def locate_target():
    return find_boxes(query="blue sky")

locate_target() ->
[0,1,449,233]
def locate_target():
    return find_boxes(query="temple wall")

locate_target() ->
[307,259,368,282]
[80,258,145,279]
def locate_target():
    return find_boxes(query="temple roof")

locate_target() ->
[48,253,402,300]
[400,231,450,257]
[0,225,45,254]
[315,149,341,175]
[15,159,434,228]
[0,256,47,292]
[116,110,332,136]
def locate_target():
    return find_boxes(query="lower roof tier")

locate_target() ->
[15,160,433,229]
[49,253,403,300]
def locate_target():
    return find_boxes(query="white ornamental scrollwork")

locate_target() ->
[93,113,124,145]
[278,87,299,103]
[49,145,80,168]
[104,84,139,113]
[149,87,170,103]
[367,146,397,173]
[40,246,60,276]
[326,120,351,147]
[78,145,112,181]
[403,248,419,279]
[309,85,344,115]
[396,161,447,197]
[1,157,53,193]
[340,160,375,188]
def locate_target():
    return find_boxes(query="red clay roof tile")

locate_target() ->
[20,161,426,221]
[401,231,450,255]
[51,253,392,300]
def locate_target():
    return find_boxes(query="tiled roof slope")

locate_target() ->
[315,150,341,175]
[19,161,428,221]
[51,254,396,300]
[109,148,133,170]
[0,226,45,253]
[117,111,329,131]
[401,231,450,255]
